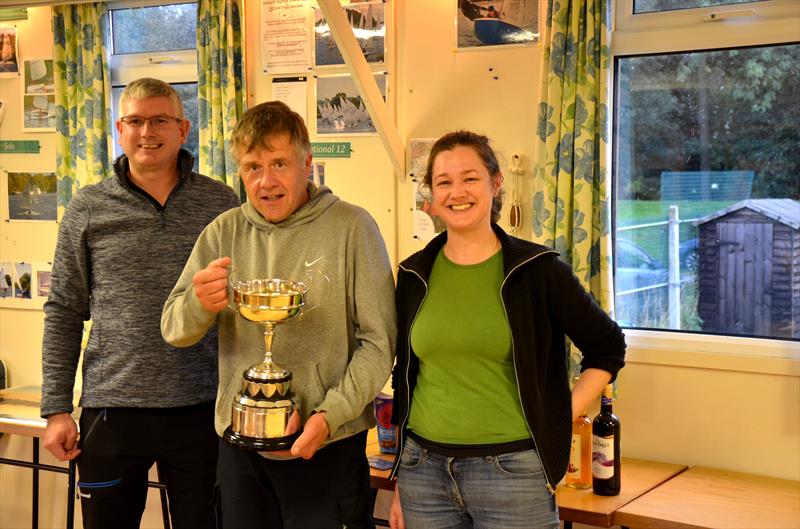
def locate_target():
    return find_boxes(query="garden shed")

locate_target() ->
[695,199,800,339]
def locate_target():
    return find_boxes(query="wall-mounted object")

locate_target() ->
[261,0,312,74]
[0,260,50,311]
[0,8,28,22]
[455,0,540,49]
[0,27,19,76]
[0,140,41,154]
[21,58,55,131]
[2,170,57,222]
[314,1,385,67]
[316,73,386,136]
[311,142,351,158]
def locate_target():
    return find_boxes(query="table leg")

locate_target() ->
[155,462,171,529]
[369,487,390,527]
[67,460,76,529]
[32,439,39,529]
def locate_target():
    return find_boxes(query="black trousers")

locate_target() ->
[77,402,218,529]
[217,431,374,529]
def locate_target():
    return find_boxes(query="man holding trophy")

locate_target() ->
[162,101,396,528]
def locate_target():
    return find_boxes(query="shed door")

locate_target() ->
[717,222,774,335]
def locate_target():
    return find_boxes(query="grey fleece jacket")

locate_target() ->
[161,183,397,445]
[41,151,240,417]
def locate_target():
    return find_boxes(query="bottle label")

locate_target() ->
[592,435,615,479]
[567,434,581,475]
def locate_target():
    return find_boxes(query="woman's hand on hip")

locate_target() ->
[389,485,405,529]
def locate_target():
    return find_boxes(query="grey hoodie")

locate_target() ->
[161,183,397,444]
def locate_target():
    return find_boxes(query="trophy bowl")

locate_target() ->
[223,278,309,451]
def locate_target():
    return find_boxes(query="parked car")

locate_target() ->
[614,239,668,294]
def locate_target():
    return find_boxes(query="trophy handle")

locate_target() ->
[302,268,330,315]
[225,265,239,313]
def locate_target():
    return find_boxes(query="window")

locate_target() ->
[612,1,800,343]
[634,0,763,15]
[108,1,198,167]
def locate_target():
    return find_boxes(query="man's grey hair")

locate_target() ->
[119,78,184,118]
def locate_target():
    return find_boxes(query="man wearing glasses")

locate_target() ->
[40,77,240,529]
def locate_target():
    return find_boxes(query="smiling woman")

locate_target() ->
[389,130,626,529]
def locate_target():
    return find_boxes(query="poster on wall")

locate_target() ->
[261,0,312,74]
[0,261,50,310]
[308,162,325,187]
[456,0,540,49]
[22,58,56,131]
[271,76,308,124]
[408,138,446,242]
[314,1,385,67]
[2,170,58,222]
[315,73,385,135]
[0,27,20,75]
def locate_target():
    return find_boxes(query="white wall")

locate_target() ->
[0,2,798,528]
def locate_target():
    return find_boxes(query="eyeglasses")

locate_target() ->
[119,115,183,129]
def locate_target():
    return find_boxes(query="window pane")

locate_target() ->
[614,44,800,339]
[111,4,197,54]
[633,0,762,14]
[111,82,199,171]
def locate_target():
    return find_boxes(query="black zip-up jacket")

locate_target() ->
[390,225,626,488]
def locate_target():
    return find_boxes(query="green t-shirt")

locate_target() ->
[407,248,531,445]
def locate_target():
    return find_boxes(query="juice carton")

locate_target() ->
[373,392,397,454]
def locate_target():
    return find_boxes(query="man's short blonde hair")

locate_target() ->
[119,78,184,118]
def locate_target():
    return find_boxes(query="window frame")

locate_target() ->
[609,0,800,365]
[108,0,198,87]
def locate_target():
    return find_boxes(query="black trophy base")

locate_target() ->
[223,426,301,452]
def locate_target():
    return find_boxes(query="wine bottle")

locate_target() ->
[566,411,592,489]
[592,384,621,496]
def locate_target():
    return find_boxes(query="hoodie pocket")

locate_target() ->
[280,361,325,421]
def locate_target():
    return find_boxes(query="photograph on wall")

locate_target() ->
[0,27,20,75]
[316,73,385,135]
[0,262,13,298]
[408,138,446,242]
[22,58,56,131]
[3,171,58,221]
[31,261,53,299]
[456,0,539,49]
[314,1,385,66]
[308,162,325,186]
[0,261,49,309]
[12,262,32,299]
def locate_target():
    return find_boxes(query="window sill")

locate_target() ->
[622,329,800,377]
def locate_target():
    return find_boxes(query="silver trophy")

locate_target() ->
[224,276,320,451]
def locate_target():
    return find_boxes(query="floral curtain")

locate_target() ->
[532,0,613,375]
[52,3,113,214]
[197,0,246,196]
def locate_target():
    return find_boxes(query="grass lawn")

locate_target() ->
[615,200,735,263]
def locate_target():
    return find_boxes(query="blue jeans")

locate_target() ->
[396,436,559,529]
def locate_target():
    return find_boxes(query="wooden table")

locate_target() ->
[557,458,688,528]
[365,428,396,527]
[366,428,396,491]
[0,385,170,529]
[614,466,800,529]
[0,385,77,529]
